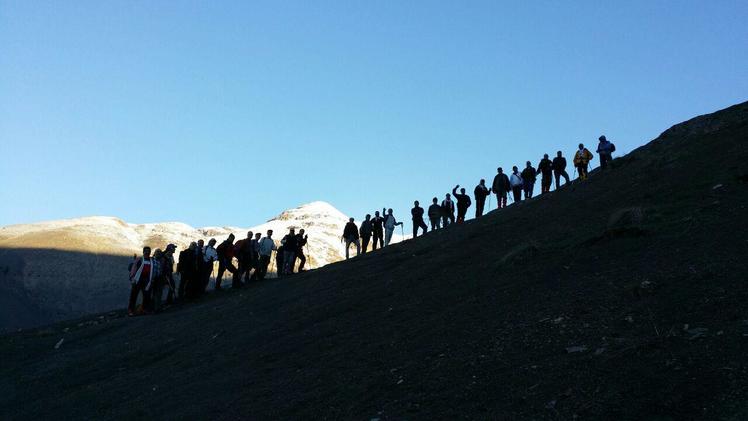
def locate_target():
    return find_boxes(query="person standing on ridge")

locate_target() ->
[371,211,385,251]
[552,151,570,189]
[384,208,403,246]
[574,143,594,180]
[520,161,537,199]
[128,246,154,316]
[295,229,308,271]
[257,230,276,280]
[163,244,177,304]
[428,198,442,230]
[202,239,218,293]
[411,200,428,238]
[473,179,491,217]
[215,234,237,290]
[452,185,472,223]
[492,167,510,209]
[281,228,298,275]
[596,135,615,169]
[537,154,553,194]
[441,193,456,227]
[342,217,360,259]
[510,166,524,204]
[150,249,166,313]
[233,231,253,285]
[359,214,373,254]
[247,232,262,280]
[177,242,197,300]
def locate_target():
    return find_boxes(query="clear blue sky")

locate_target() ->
[2,0,747,230]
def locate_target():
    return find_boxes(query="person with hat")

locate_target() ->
[596,135,615,169]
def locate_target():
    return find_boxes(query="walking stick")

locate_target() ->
[305,242,312,270]
[400,224,404,239]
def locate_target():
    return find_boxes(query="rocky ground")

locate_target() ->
[1,101,747,420]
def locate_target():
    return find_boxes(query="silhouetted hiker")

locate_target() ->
[574,143,594,180]
[151,249,166,313]
[282,228,298,275]
[596,135,615,169]
[441,194,455,227]
[474,179,491,217]
[538,154,553,194]
[452,185,472,223]
[342,217,360,259]
[411,201,428,238]
[295,229,308,271]
[257,230,276,280]
[510,166,523,203]
[215,234,237,290]
[371,211,385,250]
[384,208,403,246]
[552,151,570,189]
[276,244,285,278]
[492,167,510,209]
[359,214,373,253]
[428,198,442,230]
[202,239,217,293]
[177,242,197,300]
[247,232,262,280]
[521,161,537,199]
[233,231,253,285]
[163,244,177,304]
[128,246,154,316]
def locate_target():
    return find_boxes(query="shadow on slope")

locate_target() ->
[1,101,748,420]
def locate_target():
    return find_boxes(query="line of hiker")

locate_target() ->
[339,136,615,260]
[127,228,308,316]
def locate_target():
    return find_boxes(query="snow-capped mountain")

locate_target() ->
[0,201,405,331]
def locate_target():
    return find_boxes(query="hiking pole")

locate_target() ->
[305,242,312,270]
[400,224,404,239]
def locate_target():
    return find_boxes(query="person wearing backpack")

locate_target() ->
[537,154,553,194]
[492,167,510,209]
[371,211,385,251]
[473,179,491,217]
[201,239,218,293]
[573,143,594,180]
[520,161,537,199]
[428,198,442,230]
[509,166,524,203]
[597,135,615,169]
[256,230,276,280]
[295,229,308,271]
[441,193,456,227]
[359,214,373,254]
[281,228,298,275]
[411,200,428,238]
[177,242,198,300]
[552,151,570,189]
[233,231,253,285]
[215,234,237,290]
[128,247,154,316]
[150,249,167,313]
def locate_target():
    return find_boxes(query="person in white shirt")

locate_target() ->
[257,230,277,280]
[201,239,218,292]
[509,166,524,204]
[441,194,455,227]
[383,208,403,246]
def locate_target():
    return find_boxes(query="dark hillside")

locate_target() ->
[1,102,748,420]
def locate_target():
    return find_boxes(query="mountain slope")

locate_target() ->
[1,101,747,420]
[0,201,397,331]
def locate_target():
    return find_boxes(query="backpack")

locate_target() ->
[233,240,245,256]
[610,143,616,153]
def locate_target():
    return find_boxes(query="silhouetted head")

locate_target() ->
[579,143,584,150]
[208,238,216,247]
[498,167,503,174]
[599,135,606,142]
[387,208,393,215]
[299,229,305,235]
[197,239,204,247]
[414,200,420,206]
[446,193,451,199]
[365,214,371,220]
[460,188,466,194]
[228,233,235,242]
[189,242,197,250]
[544,154,549,159]
[432,197,438,203]
[143,246,151,258]
[247,231,253,239]
[526,161,532,167]
[154,249,163,258]
[512,166,518,173]
[289,228,295,234]
[375,211,380,217]
[557,151,563,157]
[349,217,354,222]
[266,229,273,237]
[480,179,485,185]
[254,233,261,240]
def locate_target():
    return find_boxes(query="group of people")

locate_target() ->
[127,228,308,316]
[128,136,616,312]
[339,136,616,257]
